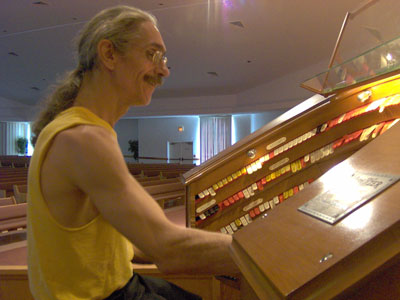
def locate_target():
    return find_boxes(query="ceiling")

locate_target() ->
[0,0,367,109]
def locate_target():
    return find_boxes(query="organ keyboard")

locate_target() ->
[183,1,400,298]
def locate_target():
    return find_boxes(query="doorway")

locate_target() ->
[168,141,194,164]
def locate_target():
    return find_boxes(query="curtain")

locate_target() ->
[0,122,31,155]
[200,116,231,163]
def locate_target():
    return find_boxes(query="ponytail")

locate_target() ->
[31,67,84,146]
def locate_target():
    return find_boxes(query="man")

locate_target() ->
[28,5,238,300]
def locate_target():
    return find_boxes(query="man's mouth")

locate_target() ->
[144,75,163,87]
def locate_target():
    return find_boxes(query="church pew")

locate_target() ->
[0,203,27,232]
[139,177,180,187]
[145,182,185,208]
[12,185,27,204]
[0,197,16,207]
[0,205,240,300]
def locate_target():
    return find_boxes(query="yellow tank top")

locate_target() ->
[28,106,133,300]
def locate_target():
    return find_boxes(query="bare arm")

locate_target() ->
[55,125,238,275]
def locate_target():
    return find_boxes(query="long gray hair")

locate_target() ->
[31,5,157,146]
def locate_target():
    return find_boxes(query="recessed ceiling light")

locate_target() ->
[207,71,219,77]
[229,21,244,28]
[3,30,7,33]
[33,1,48,5]
[247,60,252,63]
[31,87,40,91]
[8,52,18,56]
[159,3,164,5]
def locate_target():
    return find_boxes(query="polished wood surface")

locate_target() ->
[230,123,400,299]
[184,74,400,230]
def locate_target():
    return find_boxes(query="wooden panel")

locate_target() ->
[184,74,400,236]
[230,122,400,299]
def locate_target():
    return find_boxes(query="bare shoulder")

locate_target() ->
[53,124,116,151]
[47,124,125,179]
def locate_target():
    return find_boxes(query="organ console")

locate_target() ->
[183,1,400,299]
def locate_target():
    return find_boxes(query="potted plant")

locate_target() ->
[16,137,28,155]
[128,139,139,161]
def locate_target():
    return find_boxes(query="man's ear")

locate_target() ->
[97,39,118,71]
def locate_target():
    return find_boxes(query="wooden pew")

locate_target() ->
[0,181,27,197]
[127,163,195,179]
[0,204,27,232]
[0,206,240,300]
[145,182,185,208]
[0,168,28,196]
[13,185,27,204]
[140,177,180,187]
[0,197,16,207]
[0,156,30,168]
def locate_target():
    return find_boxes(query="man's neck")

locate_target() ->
[73,71,130,127]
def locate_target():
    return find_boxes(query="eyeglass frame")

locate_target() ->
[150,50,168,66]
[129,43,168,67]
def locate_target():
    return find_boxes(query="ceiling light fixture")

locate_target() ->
[207,71,218,77]
[31,87,40,91]
[8,52,18,56]
[229,21,244,28]
[32,1,48,5]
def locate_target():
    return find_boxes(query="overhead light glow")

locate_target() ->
[223,0,234,8]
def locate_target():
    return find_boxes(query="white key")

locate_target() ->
[248,186,255,196]
[269,200,275,209]
[208,188,216,196]
[245,214,253,224]
[247,166,253,175]
[230,222,238,231]
[225,225,234,235]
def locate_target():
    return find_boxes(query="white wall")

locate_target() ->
[114,119,139,163]
[232,114,251,144]
[124,94,238,118]
[251,111,286,132]
[138,116,199,164]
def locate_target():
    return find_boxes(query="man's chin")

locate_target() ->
[132,95,153,106]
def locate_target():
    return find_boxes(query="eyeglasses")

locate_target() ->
[149,50,167,66]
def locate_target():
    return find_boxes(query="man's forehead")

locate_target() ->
[138,22,167,52]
